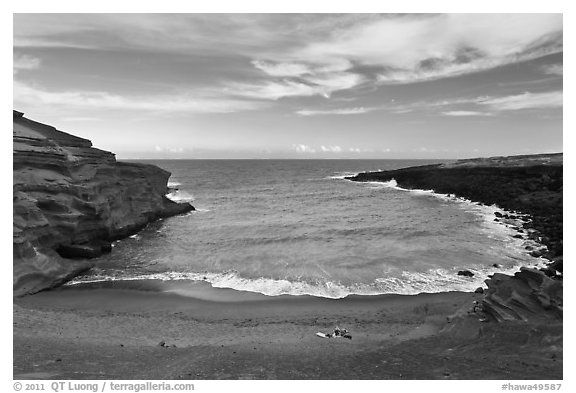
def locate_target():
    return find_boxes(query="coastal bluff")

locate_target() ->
[347,153,563,323]
[13,111,194,296]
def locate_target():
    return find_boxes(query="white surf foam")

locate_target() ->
[65,258,547,299]
[166,190,195,203]
[326,171,361,180]
[167,180,182,188]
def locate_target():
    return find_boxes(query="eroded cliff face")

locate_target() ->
[13,111,194,296]
[482,268,563,322]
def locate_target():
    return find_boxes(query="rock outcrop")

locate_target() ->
[482,268,563,322]
[348,153,563,323]
[13,111,194,296]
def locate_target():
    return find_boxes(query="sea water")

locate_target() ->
[69,159,545,298]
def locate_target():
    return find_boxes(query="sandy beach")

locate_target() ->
[13,281,562,380]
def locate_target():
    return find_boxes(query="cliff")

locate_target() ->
[347,153,563,322]
[13,111,194,296]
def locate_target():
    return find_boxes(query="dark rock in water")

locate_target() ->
[13,110,195,296]
[458,270,475,277]
[548,257,563,274]
[158,341,166,347]
[474,287,484,294]
[482,268,562,322]
[492,263,502,268]
[513,234,524,239]
[530,249,546,258]
[369,154,570,324]
[540,267,557,278]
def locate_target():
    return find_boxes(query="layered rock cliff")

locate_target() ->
[482,268,563,322]
[13,111,194,296]
[348,154,563,323]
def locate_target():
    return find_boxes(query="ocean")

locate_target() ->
[70,159,545,298]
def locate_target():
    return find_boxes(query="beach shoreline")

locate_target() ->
[13,281,562,380]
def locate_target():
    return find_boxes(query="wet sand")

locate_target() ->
[13,281,562,380]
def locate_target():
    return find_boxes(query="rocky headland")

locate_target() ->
[13,111,194,296]
[347,153,563,323]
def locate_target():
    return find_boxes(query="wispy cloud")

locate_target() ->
[295,107,374,116]
[13,54,41,74]
[252,61,311,77]
[14,80,267,115]
[282,14,562,85]
[226,71,363,100]
[442,111,493,117]
[540,64,563,76]
[14,14,562,102]
[390,90,562,115]
[477,91,562,111]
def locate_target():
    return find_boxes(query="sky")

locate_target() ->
[13,13,563,159]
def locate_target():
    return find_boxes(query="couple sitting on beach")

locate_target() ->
[326,326,352,339]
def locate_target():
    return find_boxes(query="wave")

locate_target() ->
[326,171,361,180]
[166,190,195,203]
[167,180,182,188]
[65,258,547,299]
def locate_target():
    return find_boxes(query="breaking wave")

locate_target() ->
[66,259,546,299]
[166,190,195,203]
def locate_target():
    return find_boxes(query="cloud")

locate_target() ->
[320,145,342,153]
[388,90,562,115]
[226,71,363,100]
[14,14,563,107]
[295,107,373,116]
[13,80,267,115]
[225,80,327,100]
[13,54,41,74]
[541,64,563,76]
[287,14,562,84]
[442,111,493,117]
[225,14,563,100]
[477,91,563,111]
[349,147,362,153]
[252,61,311,77]
[292,144,316,153]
